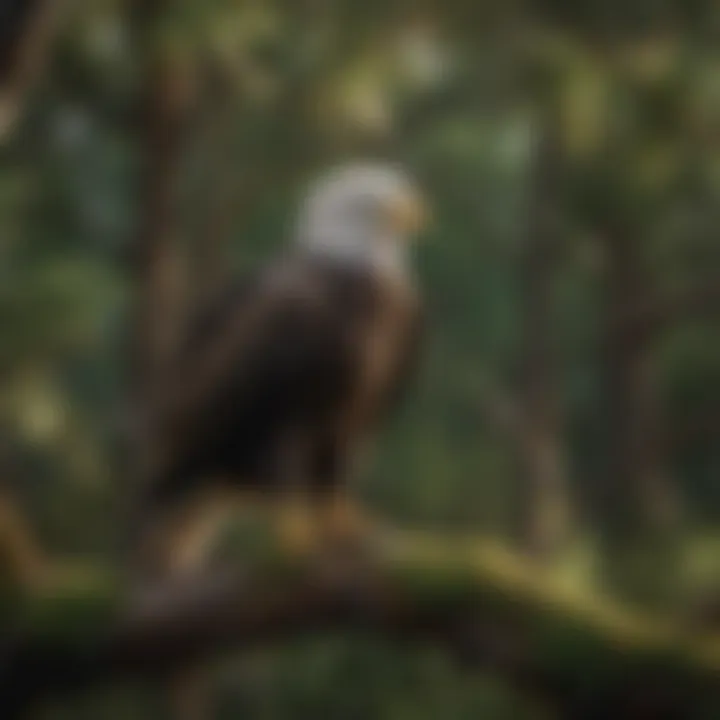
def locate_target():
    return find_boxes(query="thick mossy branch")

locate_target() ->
[1,531,718,718]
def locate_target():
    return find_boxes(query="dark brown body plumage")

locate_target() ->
[133,251,423,572]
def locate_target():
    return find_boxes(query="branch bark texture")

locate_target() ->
[1,533,718,719]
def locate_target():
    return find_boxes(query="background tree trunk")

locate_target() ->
[599,226,681,604]
[125,0,193,500]
[515,118,571,561]
[0,0,58,140]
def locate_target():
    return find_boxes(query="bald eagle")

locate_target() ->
[133,164,427,575]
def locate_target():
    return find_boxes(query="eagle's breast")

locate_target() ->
[338,269,420,441]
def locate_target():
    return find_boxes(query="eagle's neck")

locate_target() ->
[300,233,410,281]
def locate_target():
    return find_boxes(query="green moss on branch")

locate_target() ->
[2,531,718,719]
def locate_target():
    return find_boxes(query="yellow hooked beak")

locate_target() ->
[385,189,430,238]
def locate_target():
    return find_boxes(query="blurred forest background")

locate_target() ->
[1,0,719,718]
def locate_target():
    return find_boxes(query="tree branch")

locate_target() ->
[2,532,718,719]
[0,0,60,140]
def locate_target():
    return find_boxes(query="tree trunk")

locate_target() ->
[599,228,681,604]
[189,93,243,309]
[125,0,192,498]
[0,0,58,140]
[516,119,571,561]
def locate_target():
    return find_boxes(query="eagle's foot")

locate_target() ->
[321,494,377,553]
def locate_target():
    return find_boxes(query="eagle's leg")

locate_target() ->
[310,440,374,549]
[270,433,322,556]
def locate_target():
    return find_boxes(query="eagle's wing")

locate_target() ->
[175,280,256,364]
[154,272,275,447]
[380,295,425,420]
[145,259,356,495]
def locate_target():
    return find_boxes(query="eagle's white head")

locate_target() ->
[295,162,427,275]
